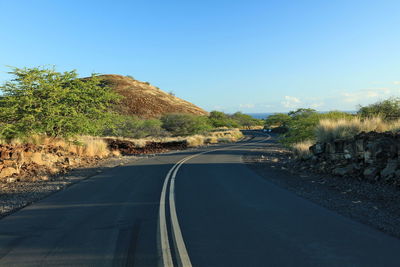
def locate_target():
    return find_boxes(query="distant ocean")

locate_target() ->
[246,111,357,120]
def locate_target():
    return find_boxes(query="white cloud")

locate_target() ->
[393,81,400,85]
[281,96,301,108]
[340,88,392,103]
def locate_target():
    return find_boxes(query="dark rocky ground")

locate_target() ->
[244,137,400,239]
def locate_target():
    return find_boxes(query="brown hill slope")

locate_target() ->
[98,75,208,119]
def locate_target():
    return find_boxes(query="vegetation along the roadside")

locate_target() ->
[0,66,264,150]
[266,98,400,158]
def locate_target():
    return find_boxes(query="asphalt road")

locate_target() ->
[0,131,400,266]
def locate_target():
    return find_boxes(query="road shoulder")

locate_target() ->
[0,155,139,219]
[243,137,400,239]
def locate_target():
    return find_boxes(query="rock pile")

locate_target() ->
[105,139,187,155]
[305,131,400,185]
[0,138,188,183]
[0,144,96,182]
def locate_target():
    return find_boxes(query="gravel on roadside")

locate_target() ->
[0,155,142,219]
[243,137,400,239]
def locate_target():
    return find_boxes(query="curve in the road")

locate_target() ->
[158,135,271,267]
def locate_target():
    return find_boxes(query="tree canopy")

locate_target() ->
[0,66,120,140]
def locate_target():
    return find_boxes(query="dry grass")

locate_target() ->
[315,117,400,143]
[186,135,205,147]
[2,129,244,160]
[77,136,110,158]
[8,135,111,158]
[291,140,313,159]
[109,129,244,148]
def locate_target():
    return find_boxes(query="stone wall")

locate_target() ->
[307,131,400,184]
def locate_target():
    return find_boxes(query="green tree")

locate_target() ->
[0,66,120,140]
[279,110,353,145]
[208,111,239,128]
[358,98,400,120]
[231,112,263,129]
[264,113,291,128]
[104,115,164,138]
[161,113,212,136]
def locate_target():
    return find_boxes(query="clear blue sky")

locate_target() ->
[1,0,399,113]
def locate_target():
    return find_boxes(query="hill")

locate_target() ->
[97,75,208,119]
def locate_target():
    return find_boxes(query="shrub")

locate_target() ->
[358,98,400,120]
[104,115,164,138]
[231,112,264,129]
[264,113,291,129]
[161,113,212,136]
[208,111,239,128]
[279,109,353,145]
[0,66,120,140]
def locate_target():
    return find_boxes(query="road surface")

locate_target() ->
[0,131,400,266]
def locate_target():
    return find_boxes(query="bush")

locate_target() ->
[0,66,120,140]
[278,109,353,145]
[208,111,263,129]
[103,115,164,138]
[358,98,400,120]
[231,112,264,129]
[161,113,212,136]
[208,111,239,128]
[264,113,291,131]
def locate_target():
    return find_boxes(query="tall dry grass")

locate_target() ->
[2,129,244,159]
[291,140,313,159]
[315,117,400,143]
[8,135,111,158]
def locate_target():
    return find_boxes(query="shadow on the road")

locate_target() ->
[0,140,272,265]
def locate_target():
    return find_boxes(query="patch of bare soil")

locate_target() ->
[244,137,400,239]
